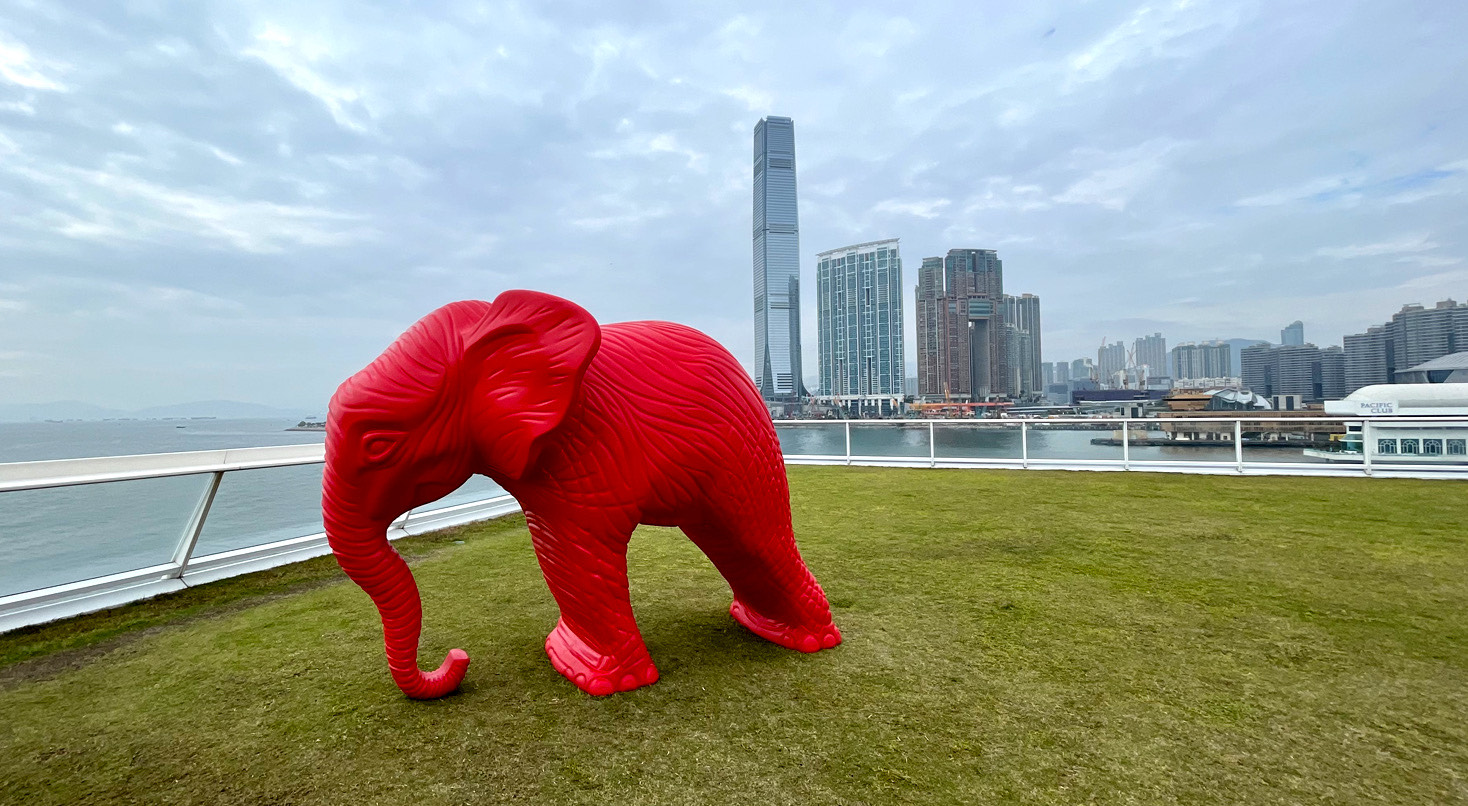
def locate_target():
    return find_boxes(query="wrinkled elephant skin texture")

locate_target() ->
[323,290,841,699]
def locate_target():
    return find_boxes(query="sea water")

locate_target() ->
[0,419,502,597]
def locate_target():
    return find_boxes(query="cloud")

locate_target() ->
[873,198,951,219]
[1053,140,1182,210]
[722,85,773,113]
[1314,234,1437,259]
[1,1,1467,407]
[1066,0,1246,87]
[240,24,375,134]
[4,158,373,253]
[0,33,68,91]
[1236,164,1467,208]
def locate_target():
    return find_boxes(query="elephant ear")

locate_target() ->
[462,290,602,480]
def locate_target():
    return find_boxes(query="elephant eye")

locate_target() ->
[361,431,401,464]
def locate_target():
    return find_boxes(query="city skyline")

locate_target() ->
[1,3,1465,410]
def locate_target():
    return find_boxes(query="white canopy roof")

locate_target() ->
[1324,383,1468,415]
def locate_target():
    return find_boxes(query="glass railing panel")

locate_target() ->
[1007,421,1117,463]
[195,467,509,558]
[1236,417,1357,468]
[849,422,931,458]
[774,423,848,459]
[194,464,325,556]
[428,475,506,510]
[1116,417,1240,466]
[933,422,1023,461]
[0,474,211,596]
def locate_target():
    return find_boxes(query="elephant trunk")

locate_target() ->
[323,480,469,699]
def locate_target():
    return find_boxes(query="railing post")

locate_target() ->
[1235,420,1244,473]
[1122,419,1130,470]
[171,471,223,578]
[928,420,936,468]
[844,420,852,466]
[393,508,414,532]
[1362,419,1373,477]
[1021,421,1029,469]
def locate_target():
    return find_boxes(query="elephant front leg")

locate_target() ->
[524,508,659,696]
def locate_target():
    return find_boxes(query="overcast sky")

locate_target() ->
[2,1,1465,409]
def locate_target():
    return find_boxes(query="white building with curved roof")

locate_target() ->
[1311,384,1468,463]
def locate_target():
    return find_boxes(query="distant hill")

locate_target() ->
[131,401,313,419]
[0,401,126,422]
[0,400,315,423]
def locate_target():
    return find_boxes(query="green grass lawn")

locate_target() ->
[2,467,1466,805]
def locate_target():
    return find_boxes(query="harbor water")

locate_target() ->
[0,418,1330,598]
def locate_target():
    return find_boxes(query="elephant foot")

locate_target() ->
[730,599,843,653]
[544,618,659,697]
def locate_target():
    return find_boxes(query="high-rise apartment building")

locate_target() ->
[816,239,905,415]
[914,248,1015,400]
[1041,362,1057,387]
[1133,333,1167,378]
[1281,321,1304,346]
[1344,326,1390,393]
[1002,293,1043,396]
[1070,357,1094,382]
[945,248,1005,398]
[1171,341,1233,380]
[914,257,945,398]
[1097,341,1127,387]
[1241,343,1345,402]
[752,116,804,400]
[1344,300,1468,392]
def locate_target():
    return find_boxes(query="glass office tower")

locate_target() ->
[753,116,805,400]
[816,239,905,416]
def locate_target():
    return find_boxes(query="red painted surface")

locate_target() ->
[323,290,841,698]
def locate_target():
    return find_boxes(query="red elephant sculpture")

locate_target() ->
[324,290,841,698]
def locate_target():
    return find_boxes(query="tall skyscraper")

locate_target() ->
[944,249,1005,398]
[1281,320,1305,346]
[816,239,905,415]
[914,257,945,398]
[912,247,1041,400]
[752,116,804,400]
[1002,293,1043,396]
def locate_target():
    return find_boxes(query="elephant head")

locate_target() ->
[323,290,600,698]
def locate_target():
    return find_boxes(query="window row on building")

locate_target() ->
[1376,438,1467,456]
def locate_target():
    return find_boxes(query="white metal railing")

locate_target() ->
[0,444,520,632]
[772,415,1468,480]
[2,414,1465,632]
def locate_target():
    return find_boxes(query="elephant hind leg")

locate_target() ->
[525,509,659,696]
[680,519,842,654]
